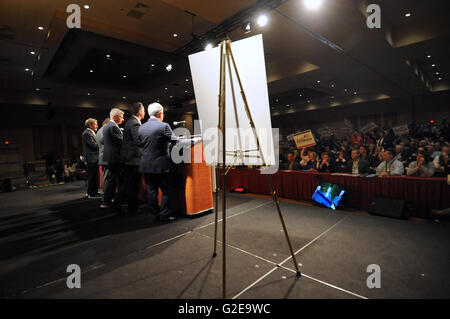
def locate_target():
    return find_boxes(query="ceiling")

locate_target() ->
[0,0,449,116]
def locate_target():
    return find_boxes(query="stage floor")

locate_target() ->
[0,181,449,299]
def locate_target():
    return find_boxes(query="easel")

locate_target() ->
[212,39,301,299]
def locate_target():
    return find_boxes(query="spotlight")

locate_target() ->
[36,88,39,91]
[173,33,178,37]
[427,55,431,58]
[30,51,35,55]
[432,64,436,67]
[304,0,323,10]
[166,64,173,72]
[317,80,321,83]
[25,68,30,71]
[122,96,126,100]
[38,26,44,30]
[90,69,94,73]
[242,21,253,33]
[257,15,268,27]
[405,13,411,17]
[84,5,89,9]
[438,77,442,81]
[123,75,127,78]
[204,43,213,51]
[88,93,91,96]
[185,79,189,82]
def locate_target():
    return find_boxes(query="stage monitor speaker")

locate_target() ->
[369,196,412,219]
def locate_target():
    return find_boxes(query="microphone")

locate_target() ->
[173,121,186,126]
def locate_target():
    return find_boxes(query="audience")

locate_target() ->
[278,121,449,177]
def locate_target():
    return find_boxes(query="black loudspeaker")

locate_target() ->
[369,196,412,219]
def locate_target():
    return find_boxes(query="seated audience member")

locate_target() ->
[393,144,403,162]
[346,149,370,175]
[433,145,449,177]
[406,151,434,177]
[359,145,369,161]
[335,151,347,172]
[317,152,332,172]
[64,160,76,182]
[376,148,405,176]
[304,151,318,171]
[431,141,442,159]
[284,153,301,170]
[299,147,310,167]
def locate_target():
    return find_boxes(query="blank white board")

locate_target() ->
[188,34,276,166]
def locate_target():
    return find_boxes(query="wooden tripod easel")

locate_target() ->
[212,39,301,299]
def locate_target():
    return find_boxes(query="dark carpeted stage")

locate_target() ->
[0,181,449,299]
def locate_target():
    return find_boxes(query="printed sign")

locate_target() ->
[393,124,409,136]
[293,130,317,149]
[360,122,378,134]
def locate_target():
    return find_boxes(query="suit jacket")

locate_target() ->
[81,128,99,164]
[103,121,123,164]
[346,158,370,174]
[139,118,178,174]
[96,126,107,166]
[121,116,142,166]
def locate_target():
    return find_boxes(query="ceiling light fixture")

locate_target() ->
[84,5,89,9]
[427,55,431,58]
[30,51,35,55]
[304,0,323,10]
[438,77,442,81]
[166,64,173,72]
[25,68,30,71]
[173,33,178,37]
[432,64,436,67]
[38,26,44,30]
[90,69,94,73]
[405,13,411,17]
[257,15,268,27]
[243,21,253,34]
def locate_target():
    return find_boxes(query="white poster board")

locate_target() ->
[188,34,276,166]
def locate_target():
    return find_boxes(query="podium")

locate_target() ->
[138,141,214,216]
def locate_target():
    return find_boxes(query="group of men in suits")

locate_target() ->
[81,102,178,221]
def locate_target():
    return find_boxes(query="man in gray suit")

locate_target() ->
[82,118,100,198]
[101,109,124,209]
[96,117,110,195]
[116,102,146,214]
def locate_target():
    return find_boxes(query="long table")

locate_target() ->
[226,169,450,218]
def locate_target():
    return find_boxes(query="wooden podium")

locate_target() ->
[138,141,214,216]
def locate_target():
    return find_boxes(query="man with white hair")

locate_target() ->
[101,108,124,210]
[138,103,178,222]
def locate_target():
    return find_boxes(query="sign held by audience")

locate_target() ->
[360,122,378,134]
[393,124,410,136]
[293,130,316,149]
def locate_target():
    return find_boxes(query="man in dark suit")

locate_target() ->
[139,103,178,222]
[96,117,110,195]
[82,118,100,198]
[101,108,124,209]
[346,149,370,175]
[117,102,146,214]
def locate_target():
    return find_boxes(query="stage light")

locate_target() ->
[205,43,213,51]
[123,75,127,78]
[122,96,126,99]
[432,64,436,67]
[354,92,357,95]
[36,88,39,91]
[88,93,91,96]
[25,68,30,71]
[173,33,178,37]
[166,64,173,72]
[257,15,268,27]
[243,21,253,33]
[90,69,94,73]
[436,72,440,75]
[30,51,35,55]
[331,84,335,87]
[151,64,155,67]
[38,26,44,30]
[427,55,431,58]
[185,79,189,82]
[438,77,442,81]
[84,5,89,9]
[304,0,323,10]
[405,13,411,17]
[165,87,168,90]
[317,80,321,83]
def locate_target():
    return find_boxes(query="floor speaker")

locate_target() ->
[369,196,411,219]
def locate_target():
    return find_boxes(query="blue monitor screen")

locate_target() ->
[312,182,346,210]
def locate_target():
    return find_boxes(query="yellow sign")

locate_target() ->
[293,130,316,149]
